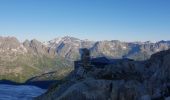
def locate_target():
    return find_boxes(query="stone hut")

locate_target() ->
[74,48,92,70]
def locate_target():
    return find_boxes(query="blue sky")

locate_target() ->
[0,0,170,42]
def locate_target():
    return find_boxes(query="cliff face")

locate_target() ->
[36,49,170,100]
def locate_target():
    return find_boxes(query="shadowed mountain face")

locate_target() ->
[0,36,170,83]
[36,49,170,100]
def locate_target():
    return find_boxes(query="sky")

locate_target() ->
[0,0,169,42]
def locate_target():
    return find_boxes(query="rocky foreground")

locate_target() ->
[36,49,170,100]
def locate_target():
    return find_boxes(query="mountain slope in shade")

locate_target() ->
[36,49,170,100]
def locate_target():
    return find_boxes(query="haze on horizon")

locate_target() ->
[0,0,169,42]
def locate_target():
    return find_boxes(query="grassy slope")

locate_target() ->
[0,54,73,83]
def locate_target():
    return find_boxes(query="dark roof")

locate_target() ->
[91,57,110,64]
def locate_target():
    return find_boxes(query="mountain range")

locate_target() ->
[46,36,170,61]
[0,36,170,82]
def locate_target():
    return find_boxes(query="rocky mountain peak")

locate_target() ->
[0,36,20,49]
[157,40,170,44]
[62,36,80,41]
[23,39,30,47]
[48,36,80,44]
[30,39,44,47]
